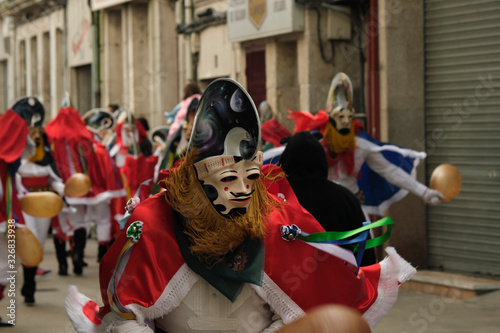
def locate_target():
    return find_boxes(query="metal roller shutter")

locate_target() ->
[424,0,500,276]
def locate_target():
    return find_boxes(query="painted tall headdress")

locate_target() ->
[82,108,115,133]
[188,78,261,163]
[11,96,45,128]
[150,126,171,145]
[116,108,136,129]
[325,72,353,116]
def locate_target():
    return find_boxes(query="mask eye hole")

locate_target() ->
[247,173,259,181]
[220,176,237,183]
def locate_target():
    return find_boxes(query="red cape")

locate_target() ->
[0,109,29,163]
[45,107,125,203]
[287,110,329,134]
[90,165,413,329]
[261,118,291,147]
[0,110,28,224]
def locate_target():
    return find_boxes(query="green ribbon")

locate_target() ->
[79,145,88,175]
[297,216,395,252]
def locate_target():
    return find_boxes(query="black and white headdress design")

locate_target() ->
[188,78,261,163]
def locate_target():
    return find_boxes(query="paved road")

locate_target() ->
[3,236,500,332]
[2,236,101,333]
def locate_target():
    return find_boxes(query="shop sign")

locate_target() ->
[249,0,267,29]
[67,0,93,66]
[228,0,304,42]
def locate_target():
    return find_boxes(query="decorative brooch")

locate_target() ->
[281,224,301,241]
[125,197,141,214]
[127,221,144,243]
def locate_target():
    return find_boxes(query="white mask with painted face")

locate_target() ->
[330,107,355,134]
[188,78,262,216]
[195,151,263,216]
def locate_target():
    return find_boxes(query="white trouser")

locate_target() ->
[86,201,112,242]
[59,204,88,232]
[23,214,51,248]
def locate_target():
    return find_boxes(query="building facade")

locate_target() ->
[0,0,67,118]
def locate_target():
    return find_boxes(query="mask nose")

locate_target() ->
[232,178,249,195]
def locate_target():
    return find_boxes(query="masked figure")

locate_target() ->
[45,106,126,275]
[259,101,291,152]
[0,97,40,319]
[109,110,158,228]
[82,108,127,261]
[17,120,68,302]
[288,72,444,216]
[83,108,116,147]
[66,79,416,333]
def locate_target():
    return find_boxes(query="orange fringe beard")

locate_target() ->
[160,150,284,263]
[322,121,356,156]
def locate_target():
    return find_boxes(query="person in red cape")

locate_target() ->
[66,79,415,333]
[0,97,40,324]
[17,116,69,302]
[108,110,158,229]
[45,106,126,275]
[82,108,127,262]
[258,101,291,152]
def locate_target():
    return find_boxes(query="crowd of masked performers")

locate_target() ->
[0,97,163,310]
[0,74,445,331]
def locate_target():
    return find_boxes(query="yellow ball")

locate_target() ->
[65,173,91,197]
[430,164,462,203]
[16,227,43,266]
[20,191,63,218]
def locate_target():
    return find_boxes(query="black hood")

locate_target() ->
[279,131,327,180]
[278,130,377,266]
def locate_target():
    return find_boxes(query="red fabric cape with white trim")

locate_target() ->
[0,109,28,225]
[45,107,125,203]
[0,109,29,163]
[95,164,408,330]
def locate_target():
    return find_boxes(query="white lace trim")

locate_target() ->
[362,246,416,330]
[251,273,305,325]
[125,263,199,323]
[101,312,119,333]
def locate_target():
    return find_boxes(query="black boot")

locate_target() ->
[72,229,87,276]
[21,266,37,305]
[97,240,113,263]
[0,317,14,327]
[53,237,68,276]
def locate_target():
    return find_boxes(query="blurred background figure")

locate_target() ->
[0,97,38,323]
[82,108,115,147]
[18,124,66,288]
[288,73,444,216]
[82,108,127,262]
[107,104,121,118]
[278,131,376,266]
[108,109,158,227]
[137,117,153,157]
[45,104,127,275]
[4,97,49,305]
[166,82,202,142]
[151,90,200,195]
[258,101,291,151]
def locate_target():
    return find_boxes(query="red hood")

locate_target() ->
[45,107,93,142]
[0,109,29,163]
